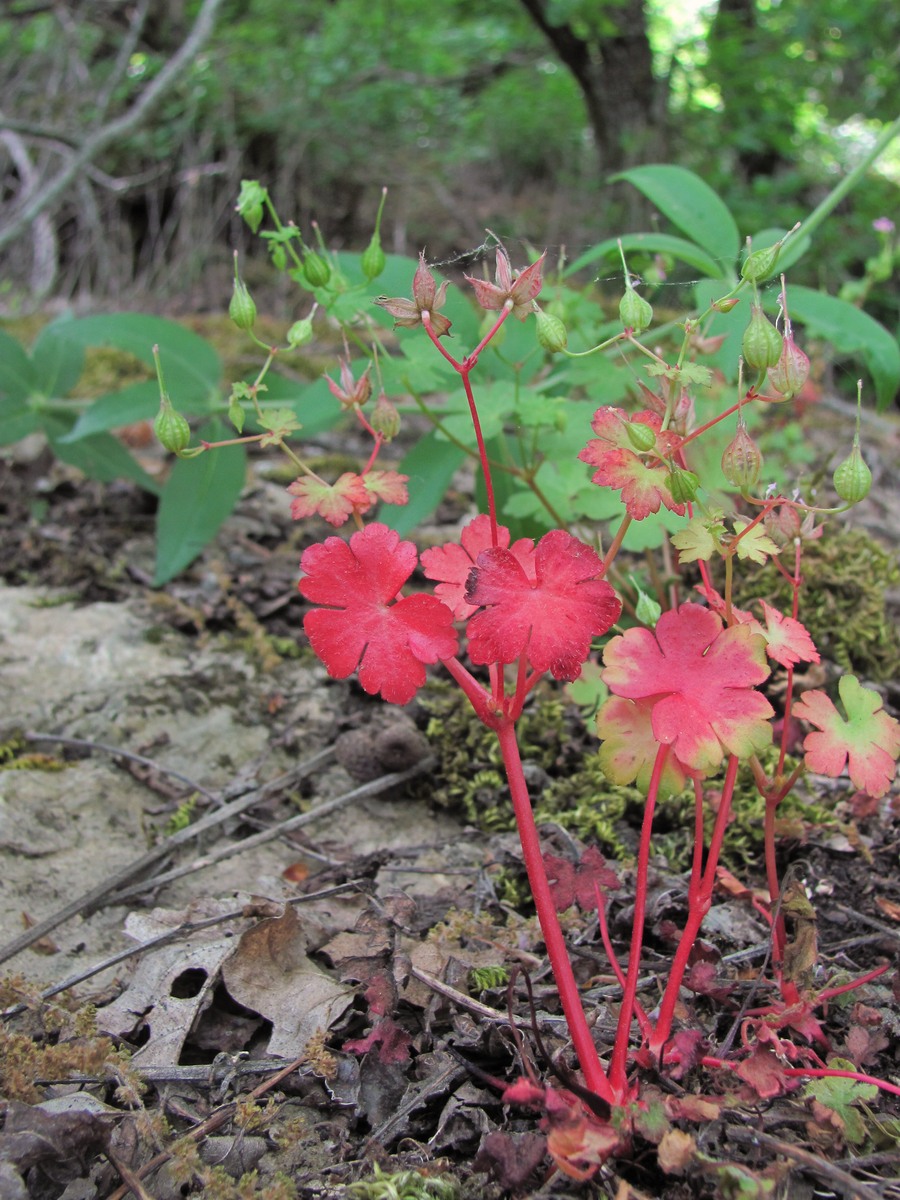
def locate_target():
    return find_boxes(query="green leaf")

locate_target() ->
[382,429,466,537]
[805,1061,878,1146]
[43,414,161,494]
[30,318,86,396]
[438,381,516,443]
[612,165,740,267]
[50,314,221,405]
[60,380,161,441]
[567,232,726,280]
[0,328,37,401]
[0,398,41,445]
[153,419,246,584]
[775,286,900,411]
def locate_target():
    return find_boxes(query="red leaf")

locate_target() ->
[544,847,621,912]
[578,408,686,520]
[299,524,458,704]
[735,1043,787,1099]
[758,600,820,668]
[420,514,534,620]
[602,603,773,773]
[343,1016,412,1064]
[465,529,621,681]
[287,472,371,526]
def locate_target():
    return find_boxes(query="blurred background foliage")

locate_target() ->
[1,0,898,318]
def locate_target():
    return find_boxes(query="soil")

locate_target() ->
[1,397,900,1200]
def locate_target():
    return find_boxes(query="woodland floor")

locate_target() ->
[1,390,899,1200]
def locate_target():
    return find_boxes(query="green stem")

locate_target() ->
[800,114,900,246]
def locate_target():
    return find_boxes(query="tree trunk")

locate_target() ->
[517,0,664,176]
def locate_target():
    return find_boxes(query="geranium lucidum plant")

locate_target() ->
[148,161,900,1176]
[291,238,900,1170]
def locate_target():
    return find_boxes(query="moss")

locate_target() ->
[732,527,900,682]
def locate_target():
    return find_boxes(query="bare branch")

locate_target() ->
[0,0,225,254]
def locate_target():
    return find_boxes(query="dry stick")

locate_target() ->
[104,757,437,907]
[24,731,221,803]
[2,881,364,1018]
[725,1125,882,1200]
[105,1053,308,1200]
[0,0,226,252]
[0,746,335,967]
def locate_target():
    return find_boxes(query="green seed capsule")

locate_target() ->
[742,305,783,371]
[625,420,657,452]
[833,443,872,503]
[229,277,257,332]
[287,317,314,348]
[302,251,331,288]
[154,401,191,454]
[361,233,386,281]
[619,286,653,334]
[741,242,781,283]
[535,309,568,353]
[666,467,700,504]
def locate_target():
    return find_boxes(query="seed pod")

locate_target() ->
[833,442,872,503]
[767,336,809,399]
[666,467,700,504]
[154,400,191,454]
[371,391,400,440]
[287,316,314,348]
[229,275,256,332]
[535,308,568,353]
[721,421,762,489]
[625,420,657,452]
[619,286,653,334]
[302,251,331,289]
[742,304,783,371]
[361,232,386,282]
[741,242,781,283]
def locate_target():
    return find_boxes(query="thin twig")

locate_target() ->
[0,0,225,253]
[1,881,365,1019]
[24,731,220,803]
[104,756,437,907]
[0,748,334,966]
[105,1053,307,1200]
[725,1124,883,1199]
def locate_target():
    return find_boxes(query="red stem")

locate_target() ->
[609,743,669,1092]
[650,754,740,1060]
[495,719,615,1104]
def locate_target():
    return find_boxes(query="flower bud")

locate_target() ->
[666,467,700,504]
[721,422,762,489]
[711,295,740,314]
[287,316,314,348]
[229,258,257,332]
[767,336,809,400]
[302,250,331,289]
[361,232,386,281]
[371,391,400,441]
[833,441,872,503]
[619,285,653,334]
[154,399,191,454]
[625,420,657,452]
[742,305,783,371]
[535,308,568,353]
